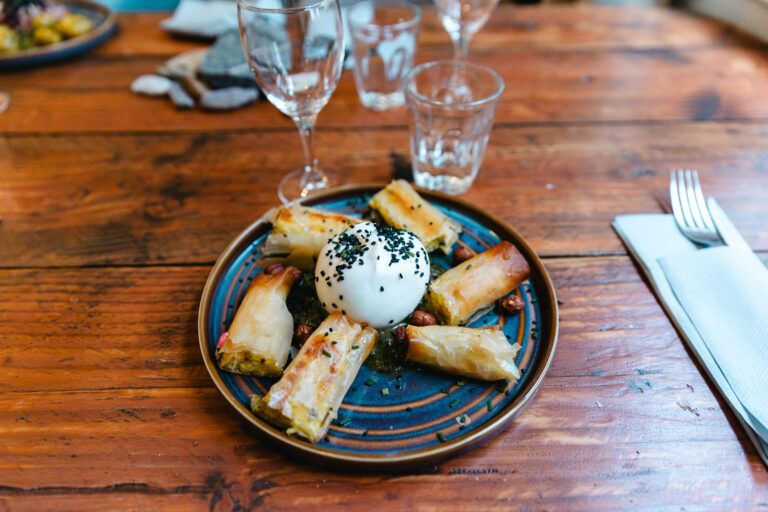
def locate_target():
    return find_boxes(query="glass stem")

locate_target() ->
[452,31,471,62]
[295,114,324,195]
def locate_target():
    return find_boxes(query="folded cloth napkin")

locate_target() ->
[161,0,354,67]
[161,0,238,39]
[613,214,768,467]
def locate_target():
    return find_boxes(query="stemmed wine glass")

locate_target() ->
[238,0,344,204]
[434,0,499,62]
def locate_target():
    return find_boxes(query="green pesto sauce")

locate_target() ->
[365,327,404,375]
[366,260,448,375]
[286,272,327,342]
[284,261,448,365]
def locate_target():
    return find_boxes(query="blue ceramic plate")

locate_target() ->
[0,0,116,69]
[198,184,558,469]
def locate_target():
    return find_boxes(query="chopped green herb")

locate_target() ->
[449,399,460,409]
[364,379,376,386]
[436,432,447,443]
[456,380,465,387]
[381,387,390,396]
[351,345,360,350]
[440,387,450,394]
[322,349,331,357]
[337,417,351,427]
[466,264,472,270]
[487,400,493,412]
[496,380,508,393]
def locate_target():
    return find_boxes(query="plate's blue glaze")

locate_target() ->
[0,2,116,69]
[205,193,544,455]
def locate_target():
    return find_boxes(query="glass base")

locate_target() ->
[413,169,475,195]
[278,169,336,205]
[358,90,405,111]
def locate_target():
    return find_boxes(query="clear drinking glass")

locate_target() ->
[238,0,344,204]
[404,60,503,195]
[434,0,499,61]
[348,0,421,111]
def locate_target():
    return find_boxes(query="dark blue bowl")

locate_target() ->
[198,184,558,469]
[0,1,117,70]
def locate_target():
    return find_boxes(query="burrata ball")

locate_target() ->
[315,222,430,328]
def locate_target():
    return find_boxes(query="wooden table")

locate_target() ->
[1,5,768,510]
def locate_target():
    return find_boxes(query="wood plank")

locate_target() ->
[1,383,767,510]
[1,122,766,267]
[0,256,758,393]
[5,40,768,133]
[91,7,755,58]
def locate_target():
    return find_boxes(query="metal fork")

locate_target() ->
[669,169,722,246]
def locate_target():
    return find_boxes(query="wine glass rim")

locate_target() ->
[237,0,335,14]
[404,60,505,108]
[348,0,422,30]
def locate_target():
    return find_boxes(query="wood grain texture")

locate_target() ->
[92,7,754,58]
[0,259,767,511]
[1,122,767,267]
[4,10,768,134]
[2,5,768,510]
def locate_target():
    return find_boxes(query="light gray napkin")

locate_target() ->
[161,0,354,68]
[161,0,238,38]
[613,214,768,466]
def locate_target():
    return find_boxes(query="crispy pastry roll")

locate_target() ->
[252,312,378,443]
[369,180,461,254]
[425,241,530,325]
[264,205,359,256]
[406,325,521,381]
[216,267,299,377]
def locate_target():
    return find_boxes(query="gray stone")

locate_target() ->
[130,75,173,96]
[169,82,195,110]
[179,74,210,100]
[198,29,258,89]
[200,86,260,111]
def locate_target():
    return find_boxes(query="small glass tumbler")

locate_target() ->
[404,60,504,195]
[348,0,421,111]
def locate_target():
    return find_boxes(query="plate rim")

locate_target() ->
[197,183,559,469]
[0,0,116,66]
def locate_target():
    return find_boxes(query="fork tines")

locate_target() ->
[669,169,720,245]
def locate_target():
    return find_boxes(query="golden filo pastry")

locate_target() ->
[425,241,530,325]
[406,325,521,381]
[368,180,461,254]
[252,312,378,443]
[263,204,359,256]
[216,267,299,377]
